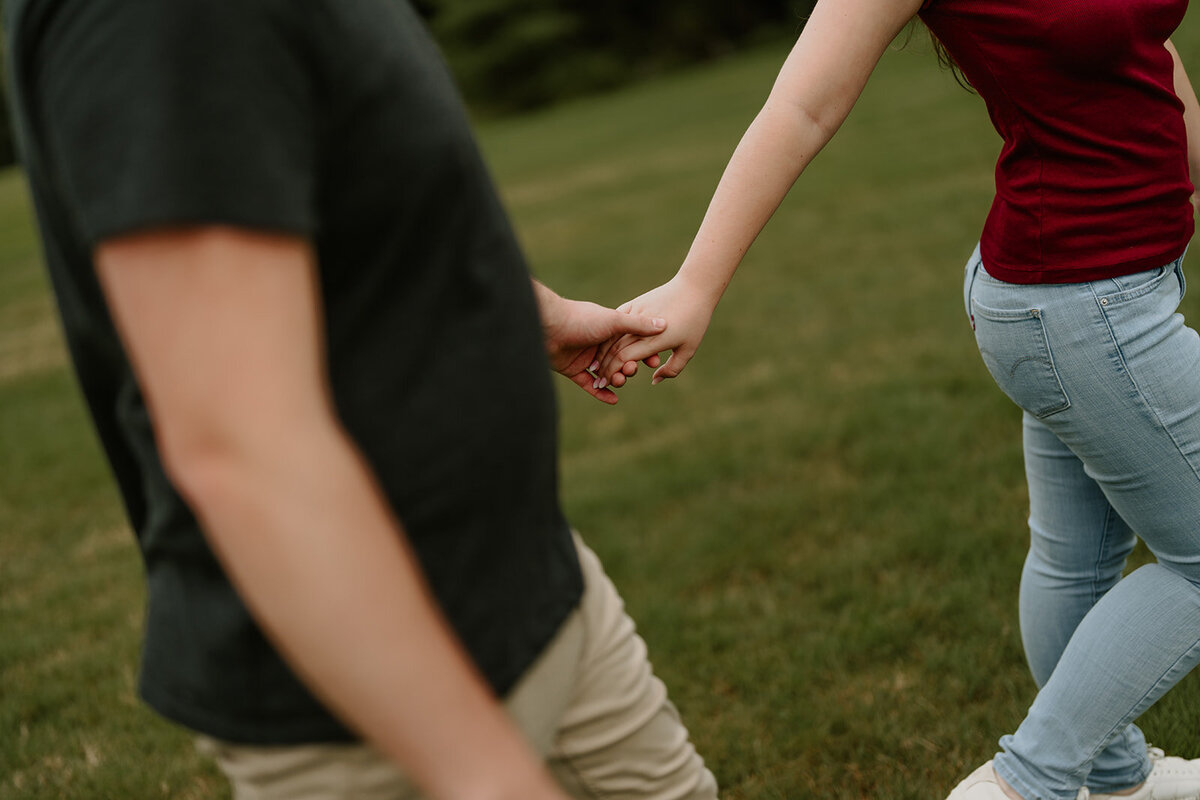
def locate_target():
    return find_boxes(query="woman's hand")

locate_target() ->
[595,275,718,387]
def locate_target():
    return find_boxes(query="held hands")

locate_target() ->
[595,275,717,388]
[535,280,666,404]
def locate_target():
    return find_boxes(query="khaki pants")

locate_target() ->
[197,536,719,800]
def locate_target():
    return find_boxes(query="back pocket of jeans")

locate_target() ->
[971,300,1070,418]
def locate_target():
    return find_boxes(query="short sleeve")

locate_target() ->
[32,0,318,244]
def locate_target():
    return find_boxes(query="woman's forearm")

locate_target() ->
[674,0,919,301]
[675,99,831,303]
[595,0,923,384]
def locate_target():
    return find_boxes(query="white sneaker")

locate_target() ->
[946,761,1089,800]
[1090,748,1200,800]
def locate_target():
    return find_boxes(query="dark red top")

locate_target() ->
[920,0,1194,283]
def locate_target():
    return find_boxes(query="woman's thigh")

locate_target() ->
[968,252,1200,583]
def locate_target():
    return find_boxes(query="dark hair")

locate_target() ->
[927,25,974,92]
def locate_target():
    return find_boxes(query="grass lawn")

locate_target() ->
[6,19,1200,800]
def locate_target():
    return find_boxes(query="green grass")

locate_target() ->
[6,24,1200,799]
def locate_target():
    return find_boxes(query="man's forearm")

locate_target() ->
[170,421,564,800]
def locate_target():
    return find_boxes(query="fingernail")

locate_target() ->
[589,360,600,372]
[652,318,666,328]
[598,377,607,390]
[592,377,599,389]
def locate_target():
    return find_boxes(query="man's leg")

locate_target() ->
[195,737,416,800]
[538,536,719,800]
[199,534,716,800]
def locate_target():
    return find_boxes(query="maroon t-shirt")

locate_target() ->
[921,0,1194,283]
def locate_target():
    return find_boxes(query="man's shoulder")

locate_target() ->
[8,0,313,49]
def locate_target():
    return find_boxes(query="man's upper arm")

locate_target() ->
[95,227,329,473]
[35,0,317,245]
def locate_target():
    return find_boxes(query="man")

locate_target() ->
[4,1,719,797]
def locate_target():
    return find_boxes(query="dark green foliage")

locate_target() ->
[0,44,17,169]
[419,0,595,111]
[0,5,815,168]
[418,0,815,112]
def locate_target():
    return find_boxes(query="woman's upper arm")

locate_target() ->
[767,0,927,137]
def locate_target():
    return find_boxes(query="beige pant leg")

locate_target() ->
[194,738,417,800]
[197,614,584,800]
[198,534,717,800]
[545,536,719,800]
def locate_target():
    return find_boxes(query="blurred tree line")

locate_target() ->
[415,0,816,113]
[0,2,815,169]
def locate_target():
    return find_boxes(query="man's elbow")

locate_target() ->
[155,418,259,517]
[155,401,342,517]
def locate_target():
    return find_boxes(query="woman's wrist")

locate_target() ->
[673,261,730,308]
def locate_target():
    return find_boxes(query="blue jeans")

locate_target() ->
[964,245,1200,800]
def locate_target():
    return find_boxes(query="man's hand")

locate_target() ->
[532,280,665,404]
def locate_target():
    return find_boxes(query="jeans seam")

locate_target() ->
[1090,287,1200,490]
[1083,635,1200,772]
[1092,505,1117,608]
[1090,285,1142,405]
[1108,339,1200,494]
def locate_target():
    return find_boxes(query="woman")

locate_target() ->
[595,0,1200,798]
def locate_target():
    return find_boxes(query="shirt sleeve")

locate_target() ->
[32,0,319,244]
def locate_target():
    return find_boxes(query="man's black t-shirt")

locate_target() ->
[5,0,583,743]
